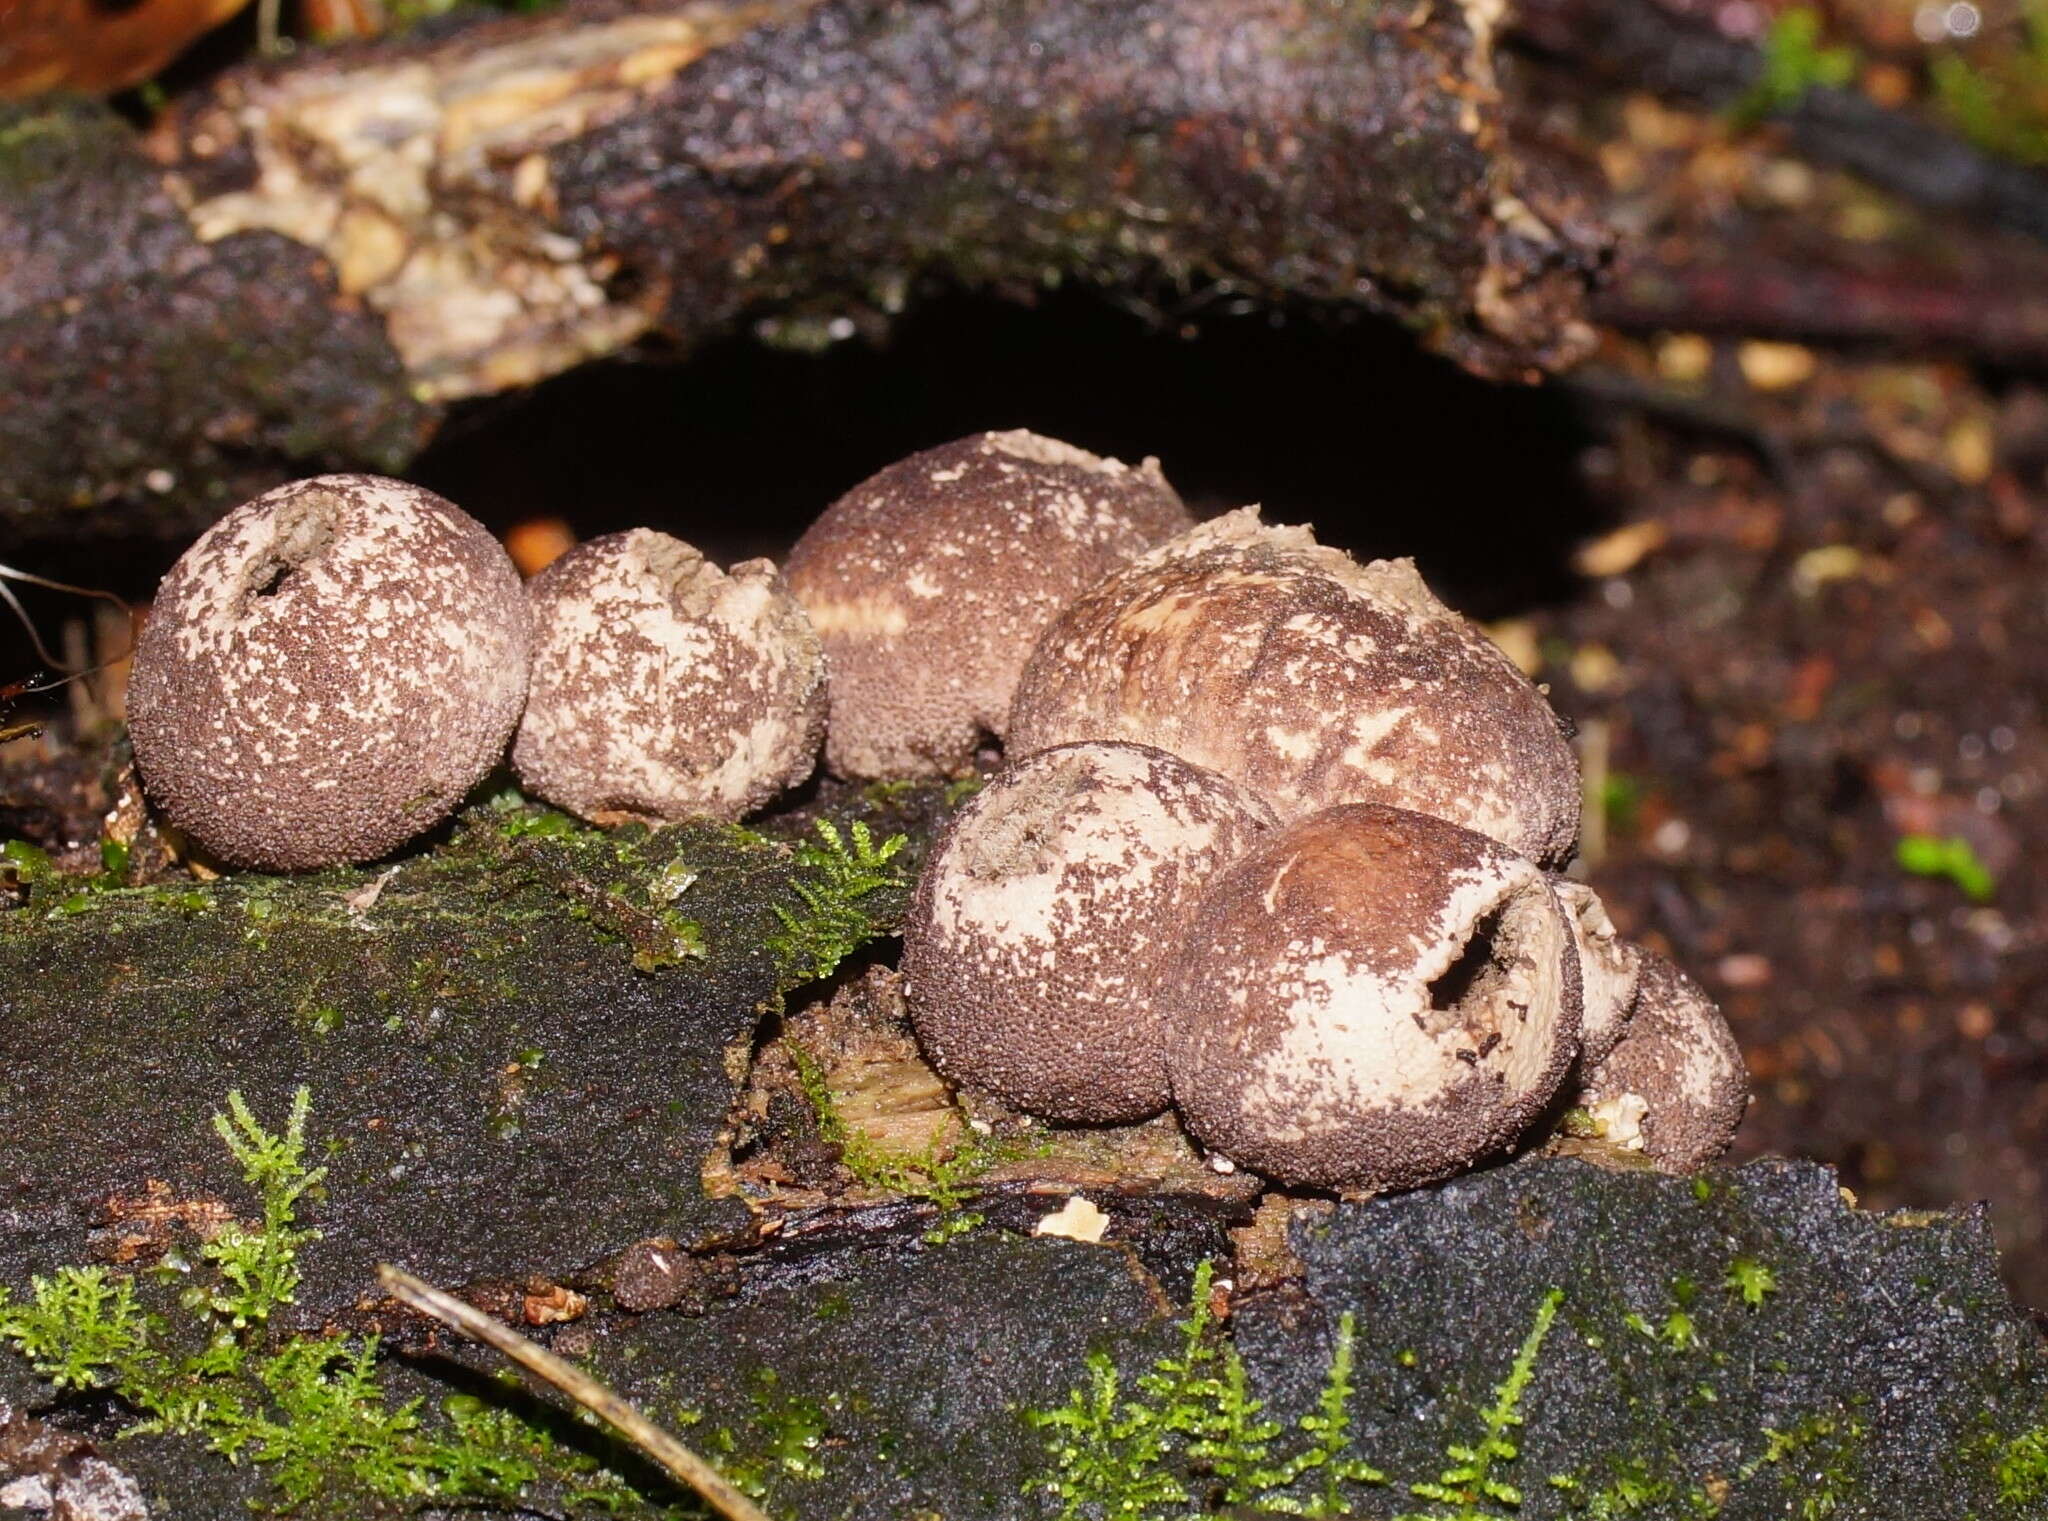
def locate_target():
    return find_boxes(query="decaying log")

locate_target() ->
[0,0,1607,542]
[0,95,433,545]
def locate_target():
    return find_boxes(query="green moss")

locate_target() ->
[1723,1256,1778,1309]
[1660,1310,1699,1352]
[943,774,988,807]
[4,791,908,994]
[1995,1424,2048,1505]
[1,836,51,888]
[1025,1277,1600,1520]
[1027,1259,1386,1519]
[1547,1457,1674,1518]
[0,1090,700,1517]
[1557,1107,1603,1139]
[1399,1288,1563,1520]
[1930,2,2048,166]
[1895,833,1997,902]
[478,805,714,971]
[1737,1412,1869,1519]
[2,831,140,914]
[783,1037,1035,1237]
[763,819,909,983]
[860,779,921,806]
[704,1368,833,1499]
[1735,8,1858,123]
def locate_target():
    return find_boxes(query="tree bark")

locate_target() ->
[0,0,1607,544]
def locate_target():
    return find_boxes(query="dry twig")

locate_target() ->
[376,1262,773,1521]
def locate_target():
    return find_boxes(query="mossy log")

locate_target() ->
[2,778,2047,1516]
[0,0,1607,545]
[0,785,951,1342]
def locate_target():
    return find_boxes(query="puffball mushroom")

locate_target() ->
[1552,877,1644,1064]
[1579,950,1749,1170]
[1163,803,1583,1191]
[511,530,826,823]
[903,742,1275,1122]
[127,474,530,871]
[782,430,1191,780]
[1007,509,1581,865]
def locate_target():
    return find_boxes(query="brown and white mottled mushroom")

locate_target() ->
[783,431,1191,780]
[902,741,1276,1122]
[1163,803,1583,1191]
[1552,877,1643,1064]
[511,530,826,823]
[1007,508,1582,865]
[1578,950,1749,1171]
[127,474,530,872]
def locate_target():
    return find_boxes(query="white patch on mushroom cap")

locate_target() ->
[904,741,1275,1122]
[512,530,825,822]
[1236,867,1572,1142]
[1007,508,1582,865]
[799,594,910,638]
[782,432,1190,779]
[1551,877,1644,1063]
[983,429,1167,486]
[933,745,1249,955]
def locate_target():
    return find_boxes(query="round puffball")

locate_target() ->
[1579,950,1749,1170]
[1008,509,1582,865]
[127,474,530,871]
[511,530,826,823]
[903,742,1276,1122]
[1164,803,1583,1191]
[784,430,1191,780]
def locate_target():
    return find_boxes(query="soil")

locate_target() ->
[1513,81,2048,1313]
[1538,353,2048,1310]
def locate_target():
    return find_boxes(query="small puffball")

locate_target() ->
[1579,950,1749,1171]
[1552,877,1643,1064]
[903,742,1276,1122]
[1007,509,1582,865]
[783,431,1191,779]
[1164,804,1583,1191]
[127,474,530,871]
[512,530,826,823]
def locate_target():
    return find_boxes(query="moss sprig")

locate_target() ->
[767,819,908,983]
[201,1088,325,1328]
[1399,1287,1564,1520]
[1028,1259,1384,1519]
[0,1089,695,1516]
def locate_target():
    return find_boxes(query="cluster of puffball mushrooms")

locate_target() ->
[124,433,1747,1194]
